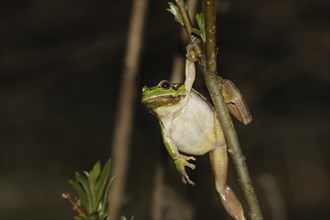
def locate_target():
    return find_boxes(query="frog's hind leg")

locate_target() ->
[209,146,246,220]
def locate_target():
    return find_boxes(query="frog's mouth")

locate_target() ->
[142,95,182,108]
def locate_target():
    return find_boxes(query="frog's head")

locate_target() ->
[141,80,187,110]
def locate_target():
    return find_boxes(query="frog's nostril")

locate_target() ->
[142,86,147,93]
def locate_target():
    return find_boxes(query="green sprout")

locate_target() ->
[63,160,133,220]
[63,159,112,220]
[167,2,184,26]
[167,2,206,42]
[192,13,206,42]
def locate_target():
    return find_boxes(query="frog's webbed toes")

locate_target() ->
[180,168,195,186]
[181,174,195,186]
[182,155,196,170]
[174,155,196,186]
[183,155,196,161]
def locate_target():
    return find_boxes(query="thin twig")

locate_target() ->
[175,0,263,219]
[171,0,199,83]
[174,0,214,79]
[175,0,193,39]
[62,193,88,218]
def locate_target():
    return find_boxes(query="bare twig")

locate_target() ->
[175,0,193,39]
[174,0,263,219]
[62,193,87,218]
[203,1,262,219]
[108,1,149,219]
[171,0,199,83]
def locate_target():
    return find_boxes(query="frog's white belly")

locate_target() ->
[163,92,224,156]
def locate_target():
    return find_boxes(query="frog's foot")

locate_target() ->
[174,155,196,186]
[186,36,201,62]
[222,79,252,125]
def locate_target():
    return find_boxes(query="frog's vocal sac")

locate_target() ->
[142,57,252,220]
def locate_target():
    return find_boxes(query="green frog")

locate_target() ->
[141,52,251,220]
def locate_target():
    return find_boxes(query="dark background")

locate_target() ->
[1,1,329,220]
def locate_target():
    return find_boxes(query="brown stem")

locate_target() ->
[175,0,263,219]
[175,0,193,38]
[62,193,88,218]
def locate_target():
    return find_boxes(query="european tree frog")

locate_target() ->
[141,52,251,220]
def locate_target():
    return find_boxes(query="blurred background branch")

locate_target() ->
[108,1,149,219]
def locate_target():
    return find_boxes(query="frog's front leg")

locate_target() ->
[183,56,196,94]
[160,123,196,186]
[210,145,246,220]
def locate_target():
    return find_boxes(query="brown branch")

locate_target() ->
[175,0,263,219]
[203,1,262,220]
[62,193,88,218]
[171,0,199,83]
[108,1,149,219]
[175,0,193,39]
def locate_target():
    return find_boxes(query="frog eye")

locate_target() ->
[161,81,171,90]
